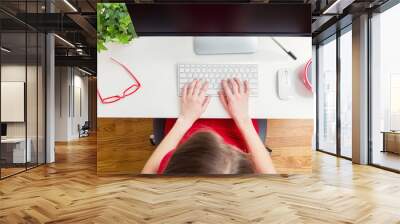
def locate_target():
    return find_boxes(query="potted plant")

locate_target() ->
[97,3,137,52]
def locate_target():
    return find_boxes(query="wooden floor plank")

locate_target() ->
[0,125,400,223]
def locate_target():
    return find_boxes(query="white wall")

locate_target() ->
[55,67,69,141]
[54,67,89,141]
[71,73,89,138]
[1,64,46,163]
[1,65,39,138]
[1,65,26,136]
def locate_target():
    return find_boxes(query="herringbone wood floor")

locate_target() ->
[1,134,400,223]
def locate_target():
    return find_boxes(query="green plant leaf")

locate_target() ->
[97,3,137,52]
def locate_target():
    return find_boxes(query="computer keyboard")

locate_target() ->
[177,63,258,96]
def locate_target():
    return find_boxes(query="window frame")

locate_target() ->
[367,1,400,173]
[0,1,48,180]
[315,24,353,161]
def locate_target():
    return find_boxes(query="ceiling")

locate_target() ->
[0,0,97,73]
[0,0,95,14]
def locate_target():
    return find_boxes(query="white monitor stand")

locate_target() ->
[193,36,258,55]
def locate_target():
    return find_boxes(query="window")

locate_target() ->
[339,28,352,158]
[0,2,46,179]
[316,25,353,159]
[370,3,400,171]
[390,74,400,130]
[317,36,337,154]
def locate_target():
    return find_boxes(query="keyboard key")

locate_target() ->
[178,64,258,97]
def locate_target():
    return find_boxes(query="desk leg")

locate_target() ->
[382,133,386,153]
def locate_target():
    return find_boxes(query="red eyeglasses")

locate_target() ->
[97,58,141,104]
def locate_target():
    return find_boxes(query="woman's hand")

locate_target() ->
[219,78,276,174]
[143,79,209,174]
[219,78,251,126]
[179,80,210,126]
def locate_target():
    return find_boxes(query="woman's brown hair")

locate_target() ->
[164,131,254,175]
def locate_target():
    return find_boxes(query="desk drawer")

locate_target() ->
[384,133,400,154]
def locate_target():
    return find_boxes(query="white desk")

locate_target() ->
[1,138,31,163]
[98,37,313,119]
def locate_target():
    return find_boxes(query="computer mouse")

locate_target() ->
[277,68,294,100]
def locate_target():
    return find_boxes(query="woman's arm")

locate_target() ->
[141,80,210,174]
[219,78,276,174]
[141,117,192,174]
[235,119,276,174]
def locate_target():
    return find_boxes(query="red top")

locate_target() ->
[157,119,259,174]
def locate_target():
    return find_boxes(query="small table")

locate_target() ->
[1,138,32,164]
[381,131,400,155]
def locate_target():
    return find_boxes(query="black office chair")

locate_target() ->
[149,119,272,153]
[79,121,90,138]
